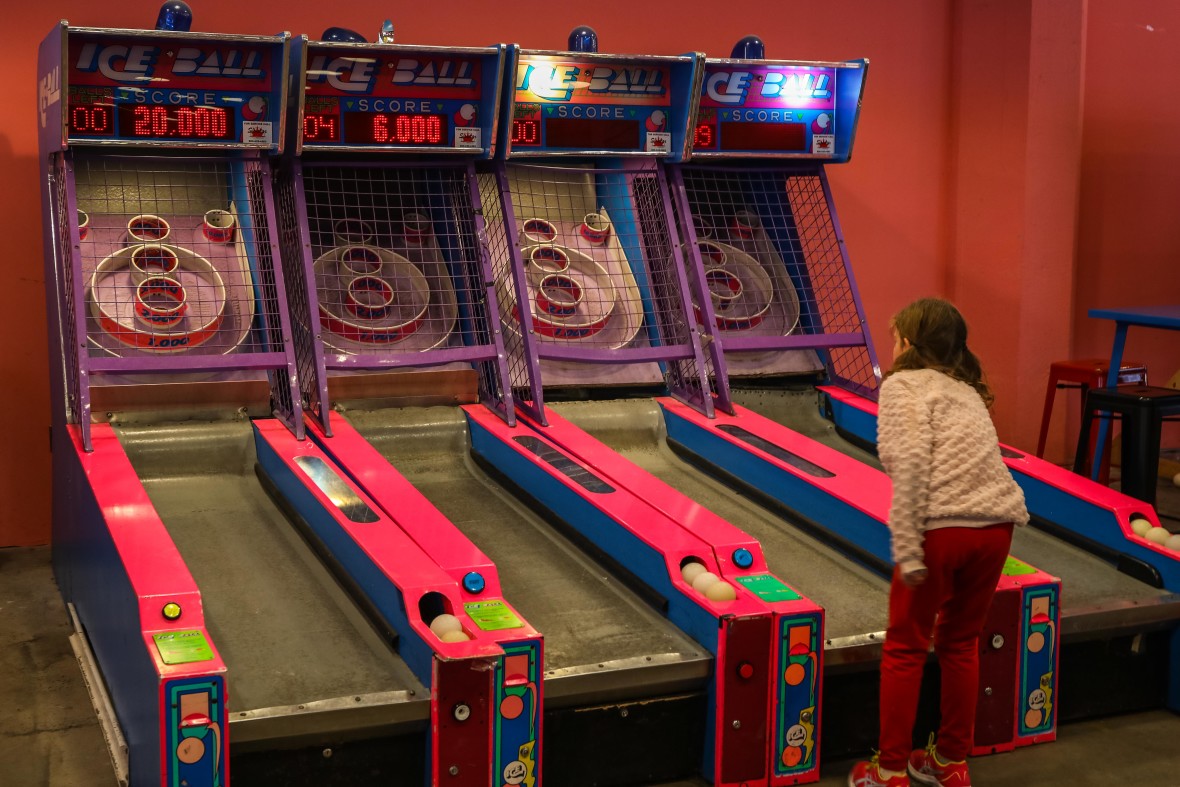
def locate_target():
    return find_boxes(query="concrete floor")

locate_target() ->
[5,545,1180,786]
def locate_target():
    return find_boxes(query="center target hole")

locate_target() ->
[537,274,583,316]
[530,245,570,273]
[135,276,187,327]
[346,276,395,319]
[706,268,743,304]
[697,241,727,266]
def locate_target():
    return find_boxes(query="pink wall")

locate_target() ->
[1069,0,1180,456]
[0,0,1173,545]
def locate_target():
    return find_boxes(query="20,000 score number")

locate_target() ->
[69,103,234,140]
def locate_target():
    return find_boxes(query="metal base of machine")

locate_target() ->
[66,604,129,787]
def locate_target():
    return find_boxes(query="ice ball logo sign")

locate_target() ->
[304,54,478,94]
[703,66,835,108]
[514,61,668,102]
[72,42,266,83]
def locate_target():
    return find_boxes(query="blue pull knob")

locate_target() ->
[732,548,754,569]
[463,572,486,594]
[568,26,598,53]
[321,26,367,43]
[730,35,765,59]
[155,1,193,31]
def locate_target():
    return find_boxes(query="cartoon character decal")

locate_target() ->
[496,641,541,787]
[776,616,820,775]
[1019,589,1057,736]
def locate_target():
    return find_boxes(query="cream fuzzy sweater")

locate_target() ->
[878,369,1028,571]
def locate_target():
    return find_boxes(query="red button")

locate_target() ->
[738,662,755,680]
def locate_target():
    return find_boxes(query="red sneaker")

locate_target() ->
[849,754,910,787]
[907,737,971,786]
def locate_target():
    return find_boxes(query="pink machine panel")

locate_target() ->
[68,423,230,787]
[253,418,543,787]
[469,403,826,784]
[658,396,1061,753]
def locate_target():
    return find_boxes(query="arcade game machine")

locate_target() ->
[471,28,828,784]
[275,27,552,787]
[38,8,538,786]
[660,37,1178,730]
[526,37,1061,757]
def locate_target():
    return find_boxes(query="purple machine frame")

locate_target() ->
[668,163,882,410]
[479,158,718,422]
[38,21,298,787]
[274,158,516,431]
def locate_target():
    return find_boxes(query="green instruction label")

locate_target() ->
[464,599,524,631]
[1002,557,1038,576]
[153,630,214,665]
[736,574,802,602]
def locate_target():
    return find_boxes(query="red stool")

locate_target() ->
[1036,358,1148,482]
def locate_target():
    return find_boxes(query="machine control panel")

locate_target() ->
[500,48,701,160]
[45,25,289,151]
[296,40,506,157]
[690,58,867,161]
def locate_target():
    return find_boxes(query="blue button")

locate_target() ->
[732,548,754,569]
[463,572,486,594]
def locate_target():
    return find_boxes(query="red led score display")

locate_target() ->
[511,117,641,151]
[69,103,235,140]
[303,112,450,146]
[694,121,807,152]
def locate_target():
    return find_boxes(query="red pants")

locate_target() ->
[878,523,1014,770]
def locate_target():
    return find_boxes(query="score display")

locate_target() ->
[67,103,235,141]
[508,55,679,155]
[693,121,807,152]
[694,63,844,157]
[59,31,286,149]
[302,112,449,146]
[511,117,642,150]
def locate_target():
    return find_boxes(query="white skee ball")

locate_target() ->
[429,614,463,636]
[681,561,707,585]
[1130,518,1154,537]
[440,630,470,643]
[691,571,720,593]
[705,581,737,602]
[1165,534,1180,552]
[1173,471,1180,488]
[1145,527,1171,545]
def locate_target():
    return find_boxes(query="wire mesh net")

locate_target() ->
[52,155,84,429]
[72,153,290,363]
[477,167,537,411]
[297,163,501,367]
[678,164,878,391]
[479,160,711,409]
[274,160,328,425]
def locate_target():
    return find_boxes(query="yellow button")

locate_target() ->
[162,603,182,620]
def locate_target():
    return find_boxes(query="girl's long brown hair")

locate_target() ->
[888,297,994,406]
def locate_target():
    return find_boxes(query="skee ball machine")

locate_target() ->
[658,39,1062,754]
[276,29,548,786]
[37,12,529,787]
[473,29,827,784]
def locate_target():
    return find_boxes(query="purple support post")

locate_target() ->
[255,155,306,439]
[655,163,722,418]
[62,154,95,450]
[493,162,547,425]
[668,166,735,416]
[819,167,881,396]
[466,162,517,426]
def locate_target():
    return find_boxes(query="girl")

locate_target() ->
[849,298,1028,787]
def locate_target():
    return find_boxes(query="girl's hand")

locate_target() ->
[899,559,928,587]
[902,567,928,587]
